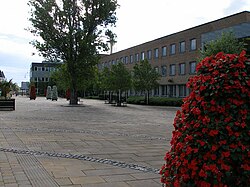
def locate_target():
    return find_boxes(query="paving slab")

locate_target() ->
[0,96,178,186]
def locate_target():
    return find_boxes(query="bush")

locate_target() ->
[29,85,36,100]
[160,51,250,186]
[127,96,183,106]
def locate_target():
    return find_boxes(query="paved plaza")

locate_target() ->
[0,96,178,187]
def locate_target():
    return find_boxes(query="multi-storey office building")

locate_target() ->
[30,61,60,95]
[99,11,250,98]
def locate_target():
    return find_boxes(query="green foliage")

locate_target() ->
[110,63,132,92]
[133,60,160,91]
[0,80,12,99]
[200,32,245,59]
[28,0,118,104]
[99,67,112,91]
[127,96,183,106]
[132,60,160,104]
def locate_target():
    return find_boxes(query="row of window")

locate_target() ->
[101,38,197,66]
[33,77,50,82]
[33,66,56,72]
[129,84,188,98]
[155,61,197,76]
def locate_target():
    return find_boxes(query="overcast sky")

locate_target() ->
[0,0,249,86]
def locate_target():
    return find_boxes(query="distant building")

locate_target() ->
[20,82,29,95]
[30,61,61,95]
[99,11,250,98]
[0,70,5,82]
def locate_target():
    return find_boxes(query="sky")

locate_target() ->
[0,0,249,87]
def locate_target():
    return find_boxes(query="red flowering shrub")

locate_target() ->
[29,85,36,100]
[160,51,250,186]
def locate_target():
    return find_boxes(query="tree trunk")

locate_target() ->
[117,89,121,106]
[70,79,78,105]
[146,90,149,105]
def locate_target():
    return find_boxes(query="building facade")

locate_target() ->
[30,61,60,95]
[99,11,250,98]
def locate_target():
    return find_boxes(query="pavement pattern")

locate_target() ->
[0,96,178,187]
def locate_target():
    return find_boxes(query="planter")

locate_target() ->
[0,99,15,110]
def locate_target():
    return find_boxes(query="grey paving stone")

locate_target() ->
[0,96,177,186]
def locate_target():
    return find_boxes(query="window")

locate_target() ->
[170,64,176,76]
[34,67,38,71]
[130,55,133,63]
[162,46,167,57]
[169,85,176,97]
[190,61,197,74]
[179,63,186,75]
[190,38,197,51]
[161,66,167,77]
[135,53,139,62]
[147,50,152,60]
[170,44,176,55]
[125,56,129,64]
[154,48,159,59]
[161,85,167,96]
[179,85,187,97]
[179,41,186,53]
[141,52,145,60]
[120,57,124,64]
[112,60,115,65]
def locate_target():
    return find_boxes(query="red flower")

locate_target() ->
[208,130,219,136]
[241,164,250,171]
[221,163,231,171]
[199,169,207,177]
[211,145,218,151]
[222,151,230,158]
[211,154,217,160]
[199,181,211,187]
[210,99,216,105]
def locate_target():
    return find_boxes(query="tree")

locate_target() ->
[0,80,12,99]
[99,67,112,101]
[132,60,160,105]
[28,0,118,104]
[110,63,131,106]
[200,31,245,58]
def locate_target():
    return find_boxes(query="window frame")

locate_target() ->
[170,44,176,55]
[190,38,197,51]
[154,48,159,59]
[169,64,176,76]
[162,46,167,57]
[179,63,186,75]
[189,61,197,74]
[179,41,186,53]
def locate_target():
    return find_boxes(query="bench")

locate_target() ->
[0,99,15,110]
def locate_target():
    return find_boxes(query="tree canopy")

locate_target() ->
[132,60,160,104]
[28,0,119,104]
[200,32,245,58]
